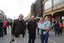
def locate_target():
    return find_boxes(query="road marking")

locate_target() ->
[50,38,64,40]
[49,39,56,43]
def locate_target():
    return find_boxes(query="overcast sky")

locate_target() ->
[0,0,35,19]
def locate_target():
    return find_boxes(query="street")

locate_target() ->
[0,28,64,43]
[0,0,64,43]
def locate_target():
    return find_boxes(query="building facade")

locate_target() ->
[7,18,12,23]
[31,0,44,17]
[35,0,44,17]
[0,10,7,21]
[31,3,36,17]
[24,10,31,21]
[43,0,64,23]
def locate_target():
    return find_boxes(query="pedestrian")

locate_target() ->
[38,18,51,43]
[0,20,3,37]
[59,21,63,35]
[38,18,45,36]
[7,22,9,29]
[9,22,12,28]
[54,21,60,36]
[27,16,37,43]
[11,14,26,43]
[3,20,8,35]
[37,22,40,35]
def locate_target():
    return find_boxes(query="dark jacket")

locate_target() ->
[54,23,60,30]
[12,19,26,38]
[0,21,3,29]
[27,20,37,34]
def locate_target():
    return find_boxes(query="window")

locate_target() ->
[44,0,52,10]
[54,0,64,6]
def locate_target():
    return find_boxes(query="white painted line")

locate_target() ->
[50,38,64,40]
[49,39,56,43]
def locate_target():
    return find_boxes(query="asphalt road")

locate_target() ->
[0,28,64,43]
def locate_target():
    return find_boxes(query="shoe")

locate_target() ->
[10,41,11,43]
[12,39,15,42]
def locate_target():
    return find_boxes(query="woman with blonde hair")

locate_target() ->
[38,18,51,43]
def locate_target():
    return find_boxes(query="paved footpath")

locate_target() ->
[0,28,64,43]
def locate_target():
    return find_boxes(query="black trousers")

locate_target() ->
[28,34,36,43]
[3,28,7,35]
[0,29,3,37]
[55,29,60,36]
[59,29,62,35]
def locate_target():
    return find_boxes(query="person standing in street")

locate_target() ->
[11,14,26,43]
[27,16,37,43]
[38,18,45,37]
[54,21,60,36]
[9,22,12,28]
[0,20,3,37]
[59,21,63,35]
[36,19,40,35]
[3,20,8,35]
[40,18,51,43]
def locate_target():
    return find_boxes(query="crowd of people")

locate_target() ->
[0,14,63,43]
[10,14,51,43]
[0,20,8,37]
[53,21,63,36]
[0,20,12,38]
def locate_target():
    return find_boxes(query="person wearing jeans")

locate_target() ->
[41,32,49,43]
[38,18,51,43]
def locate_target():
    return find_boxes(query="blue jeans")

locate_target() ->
[41,33,49,43]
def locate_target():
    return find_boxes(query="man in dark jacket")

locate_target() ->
[12,14,26,43]
[0,20,3,37]
[27,16,37,43]
[54,21,60,36]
